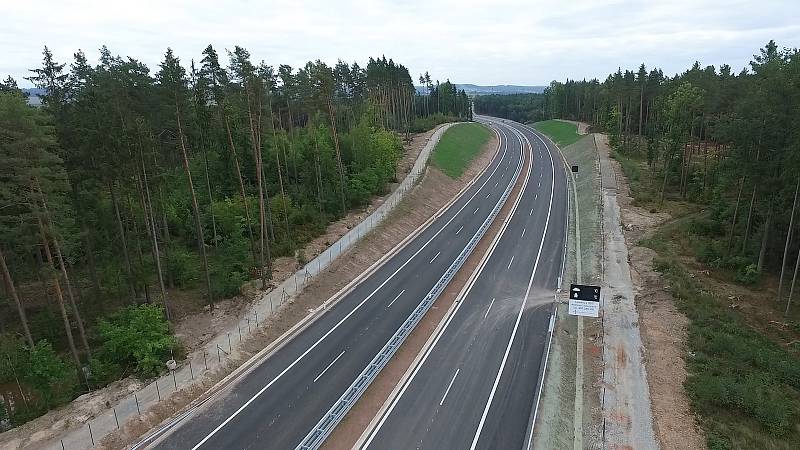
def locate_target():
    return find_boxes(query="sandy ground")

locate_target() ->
[322,128,516,450]
[600,133,705,449]
[0,126,449,450]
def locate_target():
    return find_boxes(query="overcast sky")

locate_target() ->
[4,0,799,88]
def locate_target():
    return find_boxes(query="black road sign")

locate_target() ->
[570,284,600,302]
[571,165,579,173]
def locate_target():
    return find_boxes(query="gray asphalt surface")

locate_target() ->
[149,119,527,450]
[360,118,568,450]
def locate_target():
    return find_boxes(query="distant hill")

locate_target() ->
[21,88,43,106]
[415,84,546,95]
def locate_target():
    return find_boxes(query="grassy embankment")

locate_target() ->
[612,149,800,450]
[430,122,492,178]
[533,119,583,148]
[529,120,600,448]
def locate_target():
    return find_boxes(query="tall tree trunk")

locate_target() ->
[224,114,257,263]
[327,99,347,215]
[139,144,169,319]
[175,102,214,308]
[778,178,799,302]
[0,246,34,347]
[727,176,745,254]
[37,216,82,369]
[742,184,758,254]
[787,241,800,316]
[201,145,218,248]
[109,182,136,300]
[757,205,772,273]
[40,194,91,358]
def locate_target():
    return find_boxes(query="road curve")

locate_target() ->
[146,119,526,450]
[358,117,569,450]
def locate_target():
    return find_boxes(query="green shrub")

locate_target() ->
[23,341,75,408]
[97,304,176,378]
[735,263,760,285]
[164,245,201,288]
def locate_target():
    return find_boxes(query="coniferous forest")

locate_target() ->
[0,45,471,425]
[475,41,800,306]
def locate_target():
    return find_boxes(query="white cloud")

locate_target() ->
[3,0,799,87]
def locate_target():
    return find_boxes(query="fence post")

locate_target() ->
[113,407,120,429]
[227,333,232,352]
[88,422,95,446]
[156,380,161,401]
[60,439,65,450]
[172,370,177,390]
[203,351,208,370]
[189,360,194,380]
[134,393,141,415]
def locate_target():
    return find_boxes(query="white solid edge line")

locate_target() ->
[189,120,515,450]
[440,368,460,406]
[360,120,531,450]
[469,123,556,450]
[313,351,346,383]
[387,289,405,308]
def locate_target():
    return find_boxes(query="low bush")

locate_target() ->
[97,304,176,378]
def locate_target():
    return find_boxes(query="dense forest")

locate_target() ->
[476,41,800,313]
[0,45,471,426]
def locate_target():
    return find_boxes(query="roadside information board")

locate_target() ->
[568,283,600,317]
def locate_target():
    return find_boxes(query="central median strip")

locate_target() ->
[296,122,525,450]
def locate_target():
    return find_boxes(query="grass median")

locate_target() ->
[431,122,492,178]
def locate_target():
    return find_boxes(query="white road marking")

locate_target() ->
[507,255,515,270]
[361,121,532,450]
[387,289,405,307]
[484,298,496,319]
[429,251,441,264]
[473,207,480,215]
[313,351,345,383]
[440,369,460,406]
[470,124,556,450]
[188,125,518,450]
[529,208,533,216]
[521,228,526,238]
[456,225,463,235]
[494,181,498,188]
[535,193,538,200]
[486,193,491,199]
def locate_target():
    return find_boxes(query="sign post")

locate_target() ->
[568,283,600,317]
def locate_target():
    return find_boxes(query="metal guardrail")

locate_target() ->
[296,124,523,450]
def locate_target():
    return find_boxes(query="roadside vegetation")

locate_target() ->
[0,46,472,428]
[533,120,582,147]
[478,41,800,448]
[430,123,492,178]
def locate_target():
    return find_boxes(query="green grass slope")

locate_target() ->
[533,119,582,147]
[431,122,492,178]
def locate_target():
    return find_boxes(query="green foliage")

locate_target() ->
[24,341,74,407]
[409,113,463,133]
[431,123,492,178]
[533,120,582,147]
[97,304,176,378]
[472,94,547,123]
[653,257,800,446]
[735,263,760,285]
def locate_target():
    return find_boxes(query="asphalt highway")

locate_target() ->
[359,118,568,450]
[149,119,528,449]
